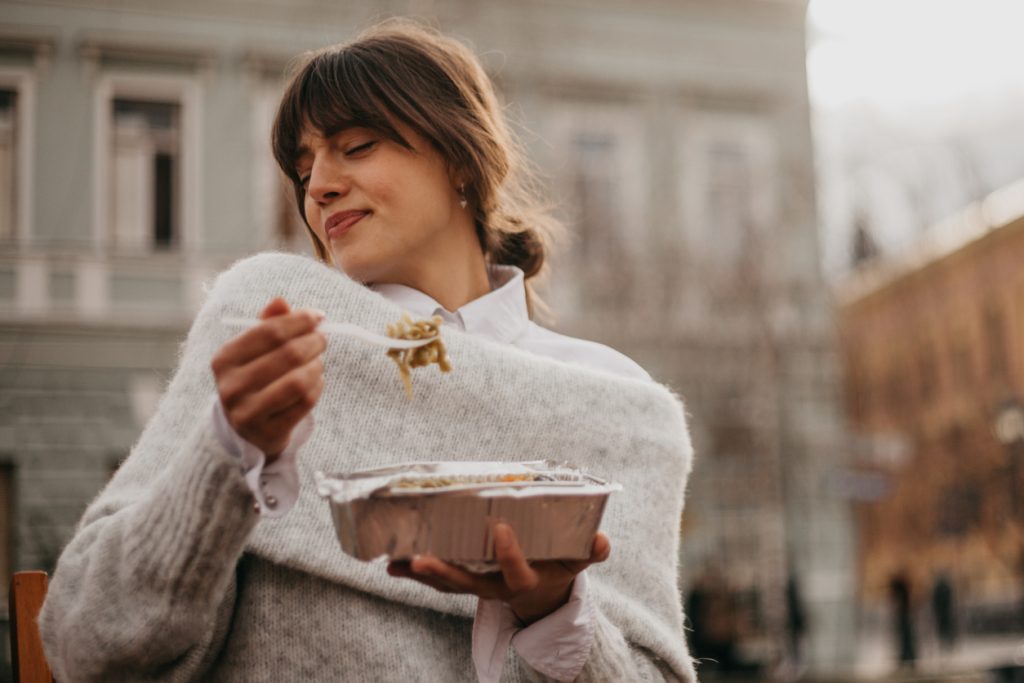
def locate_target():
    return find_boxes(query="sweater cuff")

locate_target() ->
[209,395,311,518]
[472,572,594,683]
[511,572,594,681]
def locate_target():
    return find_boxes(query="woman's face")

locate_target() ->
[295,122,468,285]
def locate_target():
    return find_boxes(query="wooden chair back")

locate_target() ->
[9,571,54,683]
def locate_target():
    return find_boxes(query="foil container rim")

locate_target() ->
[315,460,621,503]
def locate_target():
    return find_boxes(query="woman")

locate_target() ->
[40,20,696,682]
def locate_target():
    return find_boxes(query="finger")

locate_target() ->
[387,561,412,578]
[226,356,323,448]
[218,330,327,404]
[593,532,611,562]
[253,372,325,454]
[388,568,459,594]
[409,575,460,594]
[213,307,325,371]
[409,556,504,598]
[234,356,323,424]
[559,532,611,576]
[391,558,465,594]
[260,297,291,320]
[493,524,538,593]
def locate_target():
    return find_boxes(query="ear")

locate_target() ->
[448,164,469,190]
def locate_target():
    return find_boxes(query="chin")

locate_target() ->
[333,250,389,285]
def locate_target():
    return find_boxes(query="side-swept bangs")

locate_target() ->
[272,47,413,189]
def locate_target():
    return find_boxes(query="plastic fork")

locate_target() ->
[220,316,437,350]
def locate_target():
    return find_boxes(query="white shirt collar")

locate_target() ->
[369,265,530,345]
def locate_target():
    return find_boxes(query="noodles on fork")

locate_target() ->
[385,314,451,399]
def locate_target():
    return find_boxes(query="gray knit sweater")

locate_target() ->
[39,253,697,682]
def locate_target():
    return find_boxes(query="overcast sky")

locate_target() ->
[807,0,1024,114]
[805,0,1024,279]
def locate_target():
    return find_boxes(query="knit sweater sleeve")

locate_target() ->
[574,605,690,681]
[517,600,695,683]
[38,419,259,682]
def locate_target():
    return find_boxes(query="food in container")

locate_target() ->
[316,461,620,568]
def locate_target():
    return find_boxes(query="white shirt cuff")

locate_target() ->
[209,395,312,518]
[472,571,595,683]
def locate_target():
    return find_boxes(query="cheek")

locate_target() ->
[363,171,398,208]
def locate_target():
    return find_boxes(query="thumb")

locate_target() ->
[260,297,291,320]
[560,532,611,576]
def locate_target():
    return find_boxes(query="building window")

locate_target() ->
[935,481,981,537]
[110,99,181,251]
[565,127,638,308]
[546,103,647,311]
[0,88,16,242]
[0,67,35,247]
[885,366,908,419]
[984,305,1008,380]
[94,72,199,254]
[710,419,757,458]
[705,142,755,267]
[917,342,938,404]
[569,131,626,263]
[952,339,974,389]
[681,112,777,299]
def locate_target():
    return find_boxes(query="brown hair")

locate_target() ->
[271,19,562,316]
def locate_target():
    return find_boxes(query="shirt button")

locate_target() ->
[253,501,261,513]
[266,495,278,509]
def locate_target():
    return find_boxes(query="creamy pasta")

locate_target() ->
[385,313,452,399]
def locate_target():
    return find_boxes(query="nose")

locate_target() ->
[306,153,350,205]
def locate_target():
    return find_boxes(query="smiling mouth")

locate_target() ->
[325,211,369,239]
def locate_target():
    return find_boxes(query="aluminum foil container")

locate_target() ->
[316,461,620,566]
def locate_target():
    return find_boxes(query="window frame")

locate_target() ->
[542,101,649,314]
[92,71,201,255]
[545,102,648,260]
[679,111,778,268]
[0,67,36,247]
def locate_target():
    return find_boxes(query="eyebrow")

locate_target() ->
[293,123,359,162]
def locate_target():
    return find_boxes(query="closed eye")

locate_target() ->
[345,140,376,156]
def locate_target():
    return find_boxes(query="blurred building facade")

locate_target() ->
[839,180,1024,634]
[0,0,856,673]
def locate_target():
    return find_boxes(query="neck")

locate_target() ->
[381,232,491,313]
[413,252,492,312]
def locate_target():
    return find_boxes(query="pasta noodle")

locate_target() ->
[385,313,452,399]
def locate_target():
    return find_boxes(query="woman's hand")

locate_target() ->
[211,297,327,459]
[387,524,611,624]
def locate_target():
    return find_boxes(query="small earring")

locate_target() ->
[458,184,468,209]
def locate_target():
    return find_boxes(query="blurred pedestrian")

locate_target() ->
[930,571,957,651]
[785,574,808,669]
[889,571,917,669]
[686,571,759,675]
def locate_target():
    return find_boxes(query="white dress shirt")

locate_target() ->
[211,264,649,682]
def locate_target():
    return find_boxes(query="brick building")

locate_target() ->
[838,180,1024,627]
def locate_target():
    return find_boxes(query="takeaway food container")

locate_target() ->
[316,461,620,567]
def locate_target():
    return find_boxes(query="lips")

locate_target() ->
[325,210,368,239]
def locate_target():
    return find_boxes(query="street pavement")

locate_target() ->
[843,629,1024,682]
